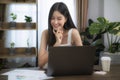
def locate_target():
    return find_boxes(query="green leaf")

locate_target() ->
[97,17,109,24]
[89,23,101,35]
[10,13,17,21]
[110,25,120,35]
[89,17,110,35]
[25,15,32,22]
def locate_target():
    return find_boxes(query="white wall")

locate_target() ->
[88,0,120,22]
[87,0,104,22]
[38,0,77,50]
[104,0,120,22]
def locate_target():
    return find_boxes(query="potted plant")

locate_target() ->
[24,15,32,28]
[9,42,15,55]
[10,13,17,28]
[89,17,120,64]
[80,19,105,65]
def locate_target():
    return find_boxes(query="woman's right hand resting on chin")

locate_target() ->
[53,28,63,46]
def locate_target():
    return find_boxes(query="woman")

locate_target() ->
[38,2,83,69]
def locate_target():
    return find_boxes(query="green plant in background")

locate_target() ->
[10,42,15,48]
[10,13,17,21]
[80,19,105,65]
[80,19,105,52]
[24,16,32,22]
[89,17,120,53]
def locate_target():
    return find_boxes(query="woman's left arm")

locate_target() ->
[72,29,83,46]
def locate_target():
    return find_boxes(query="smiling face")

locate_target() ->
[50,11,67,31]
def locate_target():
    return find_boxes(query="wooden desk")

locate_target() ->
[0,65,120,80]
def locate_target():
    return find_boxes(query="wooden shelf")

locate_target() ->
[0,23,37,30]
[0,0,37,68]
[0,47,37,58]
[0,0,16,4]
[0,0,36,4]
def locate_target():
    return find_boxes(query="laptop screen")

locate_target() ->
[47,46,96,76]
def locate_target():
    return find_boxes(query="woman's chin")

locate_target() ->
[53,28,58,30]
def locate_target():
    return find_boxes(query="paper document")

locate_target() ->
[2,69,53,80]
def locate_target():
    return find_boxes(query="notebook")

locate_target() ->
[47,46,96,76]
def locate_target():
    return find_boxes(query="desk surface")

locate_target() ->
[0,65,120,80]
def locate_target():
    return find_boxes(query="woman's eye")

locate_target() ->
[58,18,62,20]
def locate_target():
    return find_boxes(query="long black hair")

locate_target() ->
[48,2,76,47]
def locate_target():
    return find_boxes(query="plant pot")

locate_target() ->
[9,48,16,55]
[25,48,32,55]
[25,22,32,28]
[9,22,16,28]
[99,51,120,65]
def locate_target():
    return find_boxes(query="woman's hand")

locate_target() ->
[53,28,63,46]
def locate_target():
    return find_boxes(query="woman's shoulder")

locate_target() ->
[43,29,48,32]
[70,28,79,34]
[42,29,48,35]
[41,29,49,39]
[70,28,80,38]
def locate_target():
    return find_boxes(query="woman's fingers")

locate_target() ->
[53,28,62,34]
[57,28,63,34]
[53,28,63,44]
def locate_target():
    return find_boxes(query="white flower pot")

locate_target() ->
[99,52,120,65]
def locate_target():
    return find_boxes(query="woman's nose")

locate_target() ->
[54,20,58,24]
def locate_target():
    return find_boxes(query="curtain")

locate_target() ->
[76,0,88,33]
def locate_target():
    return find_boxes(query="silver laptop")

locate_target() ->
[47,46,96,76]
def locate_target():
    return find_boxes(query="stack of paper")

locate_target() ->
[2,69,53,80]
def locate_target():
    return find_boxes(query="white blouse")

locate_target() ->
[59,29,72,46]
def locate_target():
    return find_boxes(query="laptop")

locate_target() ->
[47,46,96,76]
